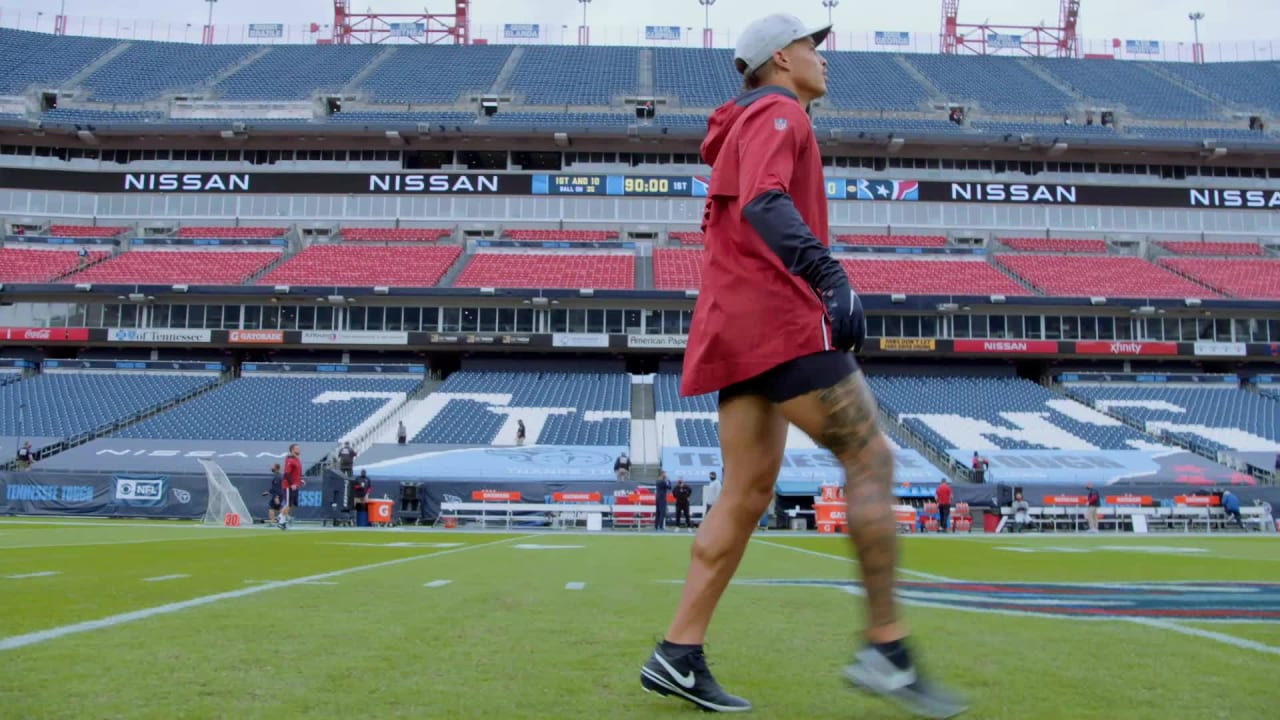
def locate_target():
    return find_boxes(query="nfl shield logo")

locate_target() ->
[774,118,788,131]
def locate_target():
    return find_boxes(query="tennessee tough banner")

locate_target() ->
[1,167,1278,209]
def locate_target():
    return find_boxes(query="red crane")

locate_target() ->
[329,0,471,45]
[941,0,1080,58]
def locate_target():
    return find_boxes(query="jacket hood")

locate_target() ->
[701,86,800,165]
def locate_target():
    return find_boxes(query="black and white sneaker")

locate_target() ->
[640,643,752,713]
[844,646,968,719]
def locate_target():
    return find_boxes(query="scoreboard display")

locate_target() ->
[532,174,705,197]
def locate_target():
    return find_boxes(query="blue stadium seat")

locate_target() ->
[821,53,932,111]
[0,28,119,95]
[327,111,478,125]
[42,108,166,124]
[1064,383,1280,454]
[488,112,633,128]
[82,42,257,102]
[0,371,216,442]
[214,45,383,100]
[1157,61,1280,115]
[652,48,740,107]
[115,375,419,442]
[907,55,1072,114]
[970,121,1119,138]
[1035,58,1219,120]
[507,47,640,105]
[1126,126,1277,143]
[357,45,512,103]
[654,373,716,413]
[814,116,967,134]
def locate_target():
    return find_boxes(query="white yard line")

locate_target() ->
[424,580,452,588]
[565,582,586,590]
[5,571,61,579]
[1128,618,1280,656]
[142,574,190,583]
[0,535,530,653]
[751,538,956,581]
[0,535,269,551]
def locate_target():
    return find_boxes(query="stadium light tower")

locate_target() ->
[1188,11,1205,63]
[699,0,715,49]
[202,0,218,45]
[54,0,68,36]
[578,0,591,46]
[821,0,838,50]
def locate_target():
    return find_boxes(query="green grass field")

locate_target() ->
[1,520,1277,720]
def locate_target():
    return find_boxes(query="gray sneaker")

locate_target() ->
[844,646,968,719]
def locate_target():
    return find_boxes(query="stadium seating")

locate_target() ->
[869,375,1162,453]
[413,371,629,445]
[995,255,1218,299]
[341,227,452,242]
[998,238,1108,253]
[653,248,703,291]
[1035,58,1219,119]
[42,108,165,124]
[1159,61,1280,114]
[820,53,932,111]
[489,112,633,128]
[0,371,217,442]
[116,375,420,442]
[813,117,967,135]
[906,55,1073,114]
[0,249,109,282]
[652,48,741,108]
[836,234,948,248]
[1127,126,1275,142]
[258,245,462,288]
[1160,258,1280,300]
[838,258,1033,296]
[969,121,1118,138]
[50,225,128,238]
[64,250,281,285]
[357,45,511,104]
[214,45,383,100]
[506,47,641,105]
[1157,240,1263,256]
[505,229,618,242]
[1063,383,1280,454]
[178,226,287,239]
[326,111,478,126]
[81,42,256,102]
[0,29,119,95]
[669,232,704,246]
[454,253,634,289]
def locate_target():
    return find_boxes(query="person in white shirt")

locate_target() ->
[702,470,723,522]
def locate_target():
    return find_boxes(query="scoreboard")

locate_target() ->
[532,174,705,197]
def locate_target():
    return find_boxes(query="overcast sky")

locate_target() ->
[1,0,1276,52]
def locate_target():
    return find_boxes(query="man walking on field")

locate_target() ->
[279,443,305,530]
[639,14,966,718]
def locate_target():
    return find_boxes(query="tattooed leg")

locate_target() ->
[780,370,905,642]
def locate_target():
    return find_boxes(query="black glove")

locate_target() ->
[821,282,866,353]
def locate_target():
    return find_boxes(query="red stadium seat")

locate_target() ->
[996,255,1219,299]
[669,231,704,246]
[64,250,280,284]
[0,248,110,282]
[1161,258,1280,300]
[177,226,287,239]
[49,225,127,238]
[341,227,452,242]
[999,238,1108,253]
[835,234,948,248]
[653,248,703,290]
[258,245,462,288]
[504,229,619,242]
[838,258,1034,296]
[455,252,634,289]
[1157,240,1263,257]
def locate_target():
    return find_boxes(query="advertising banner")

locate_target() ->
[660,447,940,495]
[874,31,911,46]
[33,439,336,475]
[300,330,407,345]
[645,26,681,41]
[878,338,936,352]
[551,333,609,348]
[626,335,687,349]
[1125,40,1160,55]
[1074,341,1179,356]
[357,445,630,482]
[0,327,90,342]
[248,23,284,38]
[953,339,1060,354]
[228,329,285,344]
[106,328,212,343]
[1193,341,1247,357]
[944,449,1254,486]
[503,23,540,39]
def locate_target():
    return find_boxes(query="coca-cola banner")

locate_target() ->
[1074,340,1179,356]
[953,339,1060,354]
[0,327,90,342]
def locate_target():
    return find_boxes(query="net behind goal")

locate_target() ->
[198,459,254,528]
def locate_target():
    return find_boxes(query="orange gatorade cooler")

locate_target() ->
[367,498,394,526]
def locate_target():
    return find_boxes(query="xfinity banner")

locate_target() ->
[661,447,939,495]
[945,449,1255,486]
[2,168,1279,210]
[33,439,336,475]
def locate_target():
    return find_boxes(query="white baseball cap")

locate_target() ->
[734,14,832,77]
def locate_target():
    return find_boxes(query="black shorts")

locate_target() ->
[718,351,859,405]
[268,495,282,511]
[282,488,300,507]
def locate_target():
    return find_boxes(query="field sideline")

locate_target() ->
[1,518,1276,720]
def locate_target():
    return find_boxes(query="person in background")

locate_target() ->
[702,470,722,523]
[15,441,32,469]
[654,470,671,531]
[673,478,693,530]
[397,420,407,445]
[1085,483,1100,533]
[337,441,356,476]
[516,419,527,446]
[280,443,305,530]
[935,478,953,533]
[1221,490,1243,528]
[1012,492,1032,533]
[1254,498,1275,532]
[262,463,283,526]
[615,452,632,482]
[351,469,372,527]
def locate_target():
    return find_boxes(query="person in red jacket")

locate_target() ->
[279,443,304,530]
[640,13,965,719]
[935,478,953,533]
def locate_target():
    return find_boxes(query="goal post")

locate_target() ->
[198,459,254,528]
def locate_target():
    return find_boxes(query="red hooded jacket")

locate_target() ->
[681,87,834,398]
